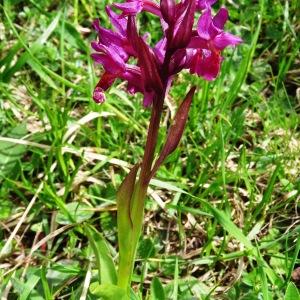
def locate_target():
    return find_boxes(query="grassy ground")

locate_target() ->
[0,0,300,299]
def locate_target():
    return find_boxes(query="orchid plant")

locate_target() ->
[90,0,241,298]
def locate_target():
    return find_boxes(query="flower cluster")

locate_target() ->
[91,0,242,106]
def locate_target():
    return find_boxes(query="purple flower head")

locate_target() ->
[91,0,242,105]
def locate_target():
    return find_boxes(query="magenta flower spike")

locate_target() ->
[91,0,242,104]
[90,1,242,295]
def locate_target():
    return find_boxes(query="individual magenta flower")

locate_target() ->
[186,8,242,80]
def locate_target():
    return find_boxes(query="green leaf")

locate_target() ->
[0,124,27,178]
[89,282,126,300]
[222,0,265,110]
[26,57,60,91]
[20,274,40,300]
[137,238,155,259]
[2,12,61,82]
[285,282,300,300]
[197,201,254,251]
[116,164,144,292]
[84,224,117,285]
[251,164,280,221]
[63,22,88,52]
[3,7,84,93]
[117,164,139,250]
[56,202,94,225]
[151,277,165,300]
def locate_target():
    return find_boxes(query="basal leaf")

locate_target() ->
[151,277,165,300]
[117,164,139,249]
[56,202,94,225]
[84,224,117,285]
[0,124,27,179]
[285,282,300,300]
[89,282,126,300]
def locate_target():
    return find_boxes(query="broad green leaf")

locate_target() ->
[84,224,117,285]
[116,164,146,293]
[0,124,27,178]
[40,267,53,300]
[11,274,41,300]
[138,238,155,259]
[89,282,126,300]
[56,202,94,225]
[20,274,40,300]
[285,282,300,300]
[151,277,165,300]
[117,164,139,250]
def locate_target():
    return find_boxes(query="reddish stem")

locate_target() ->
[139,51,173,186]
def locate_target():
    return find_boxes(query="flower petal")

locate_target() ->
[143,90,156,107]
[169,49,187,74]
[213,32,242,50]
[97,72,117,90]
[92,73,117,103]
[213,8,228,30]
[91,53,121,73]
[95,25,124,48]
[188,36,209,49]
[153,38,167,64]
[127,16,163,93]
[114,1,143,15]
[197,9,212,40]
[91,46,125,74]
[197,0,217,11]
[105,6,127,36]
[122,65,144,94]
[160,0,176,24]
[189,49,221,80]
[143,0,161,16]
[171,0,196,50]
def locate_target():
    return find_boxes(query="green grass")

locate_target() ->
[0,0,300,299]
